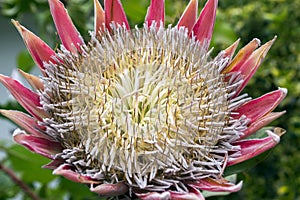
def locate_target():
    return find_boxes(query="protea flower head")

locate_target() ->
[0,0,287,199]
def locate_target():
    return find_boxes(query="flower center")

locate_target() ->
[42,25,233,190]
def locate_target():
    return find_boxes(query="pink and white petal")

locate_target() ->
[242,111,286,139]
[145,0,165,27]
[227,128,285,166]
[0,110,50,139]
[90,182,128,197]
[136,191,170,200]
[222,38,240,64]
[53,164,99,184]
[105,0,130,30]
[94,0,105,34]
[18,69,44,91]
[13,129,62,159]
[170,186,205,200]
[222,38,260,74]
[192,0,218,49]
[0,74,48,120]
[233,88,287,124]
[192,177,243,192]
[234,37,277,96]
[177,0,198,32]
[12,20,56,71]
[48,0,84,53]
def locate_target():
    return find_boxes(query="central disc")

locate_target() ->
[44,25,230,188]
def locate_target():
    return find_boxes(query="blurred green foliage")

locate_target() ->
[0,0,299,199]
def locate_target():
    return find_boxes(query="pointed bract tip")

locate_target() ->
[11,19,23,33]
[18,69,44,91]
[177,0,198,32]
[273,127,286,137]
[192,0,218,48]
[234,88,287,124]
[105,0,130,30]
[0,109,10,117]
[193,177,243,192]
[266,129,281,143]
[0,74,49,120]
[11,20,56,71]
[228,127,285,166]
[0,109,51,140]
[224,38,240,58]
[48,0,84,53]
[13,128,62,159]
[145,0,165,27]
[94,0,105,34]
[279,87,288,95]
[255,36,277,58]
[252,38,261,46]
[229,37,277,96]
[242,111,286,139]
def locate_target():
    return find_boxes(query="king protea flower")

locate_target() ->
[0,0,287,199]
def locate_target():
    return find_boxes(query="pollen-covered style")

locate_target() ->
[0,0,287,199]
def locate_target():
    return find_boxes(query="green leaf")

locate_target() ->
[0,100,25,113]
[122,0,147,26]
[17,51,35,73]
[246,127,273,139]
[6,144,55,184]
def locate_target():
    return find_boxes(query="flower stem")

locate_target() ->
[0,163,41,200]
